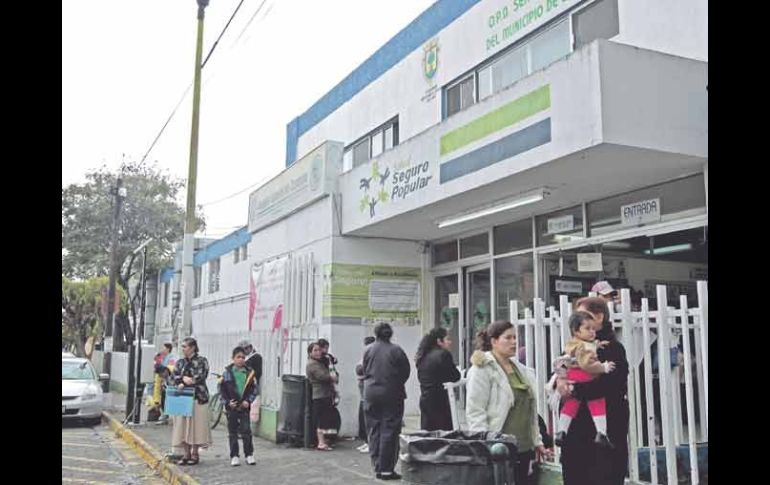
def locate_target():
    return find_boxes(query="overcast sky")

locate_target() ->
[62,0,435,238]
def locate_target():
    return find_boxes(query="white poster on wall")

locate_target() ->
[249,256,288,332]
[577,253,603,272]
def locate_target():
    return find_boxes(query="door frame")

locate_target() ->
[462,263,490,368]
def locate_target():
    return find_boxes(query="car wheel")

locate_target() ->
[86,417,103,427]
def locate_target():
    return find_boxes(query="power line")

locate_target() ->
[139,0,249,166]
[234,0,270,44]
[200,174,271,206]
[202,0,246,69]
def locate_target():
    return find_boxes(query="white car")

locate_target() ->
[62,356,109,424]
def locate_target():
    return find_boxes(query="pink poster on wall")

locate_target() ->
[249,256,287,333]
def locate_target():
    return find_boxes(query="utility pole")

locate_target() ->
[105,177,126,362]
[133,241,150,424]
[126,239,152,423]
[179,0,209,342]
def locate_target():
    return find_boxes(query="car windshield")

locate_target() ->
[62,360,96,380]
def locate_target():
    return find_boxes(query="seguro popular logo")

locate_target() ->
[358,160,433,219]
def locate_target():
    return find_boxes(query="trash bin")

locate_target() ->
[277,375,306,445]
[399,430,519,485]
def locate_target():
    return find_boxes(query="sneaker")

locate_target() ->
[245,455,256,465]
[376,471,402,480]
[230,456,240,466]
[358,444,369,453]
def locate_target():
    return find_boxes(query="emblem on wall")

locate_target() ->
[423,38,439,81]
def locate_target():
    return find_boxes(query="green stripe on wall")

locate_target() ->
[440,84,550,156]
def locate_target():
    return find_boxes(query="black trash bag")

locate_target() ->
[399,430,519,485]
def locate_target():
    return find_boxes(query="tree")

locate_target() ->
[62,160,205,349]
[62,276,126,358]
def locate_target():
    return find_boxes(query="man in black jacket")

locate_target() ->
[363,323,410,481]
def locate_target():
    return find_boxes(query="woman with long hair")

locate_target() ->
[466,320,552,485]
[171,337,212,465]
[415,327,460,431]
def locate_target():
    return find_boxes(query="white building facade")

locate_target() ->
[155,0,707,445]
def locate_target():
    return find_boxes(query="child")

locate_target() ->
[553,311,615,448]
[221,346,258,466]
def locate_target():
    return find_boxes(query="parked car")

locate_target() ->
[62,356,109,425]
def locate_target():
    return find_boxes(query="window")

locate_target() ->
[530,19,572,72]
[194,267,202,298]
[476,19,571,103]
[494,218,533,254]
[208,258,220,294]
[371,130,384,158]
[536,205,584,246]
[352,138,370,167]
[478,46,527,101]
[573,0,619,50]
[232,244,247,264]
[344,118,399,170]
[587,174,706,236]
[432,240,458,265]
[446,74,476,117]
[460,233,489,258]
[162,282,169,308]
[495,254,535,319]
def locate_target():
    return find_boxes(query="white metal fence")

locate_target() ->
[446,282,708,485]
[197,325,320,410]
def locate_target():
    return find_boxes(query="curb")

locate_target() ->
[102,412,200,485]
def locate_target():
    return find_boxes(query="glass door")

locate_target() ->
[464,265,490,367]
[434,273,460,364]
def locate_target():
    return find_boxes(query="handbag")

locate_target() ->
[165,387,195,417]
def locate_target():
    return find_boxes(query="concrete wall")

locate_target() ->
[330,236,426,433]
[598,41,708,157]
[614,0,707,62]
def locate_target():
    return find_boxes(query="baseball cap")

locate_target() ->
[591,281,616,295]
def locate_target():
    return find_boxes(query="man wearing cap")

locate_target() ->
[591,281,619,306]
[237,340,262,393]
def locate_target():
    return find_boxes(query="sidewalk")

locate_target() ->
[106,405,388,484]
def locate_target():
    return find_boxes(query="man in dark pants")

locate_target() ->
[356,336,376,453]
[363,323,411,481]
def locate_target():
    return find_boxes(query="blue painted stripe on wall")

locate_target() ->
[439,118,552,184]
[160,267,175,283]
[285,0,482,167]
[193,226,251,266]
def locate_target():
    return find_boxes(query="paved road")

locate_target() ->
[62,420,164,484]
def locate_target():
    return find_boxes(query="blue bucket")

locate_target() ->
[165,387,195,417]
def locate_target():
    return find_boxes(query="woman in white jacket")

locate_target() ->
[466,320,552,485]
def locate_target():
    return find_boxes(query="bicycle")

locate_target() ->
[209,372,224,429]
